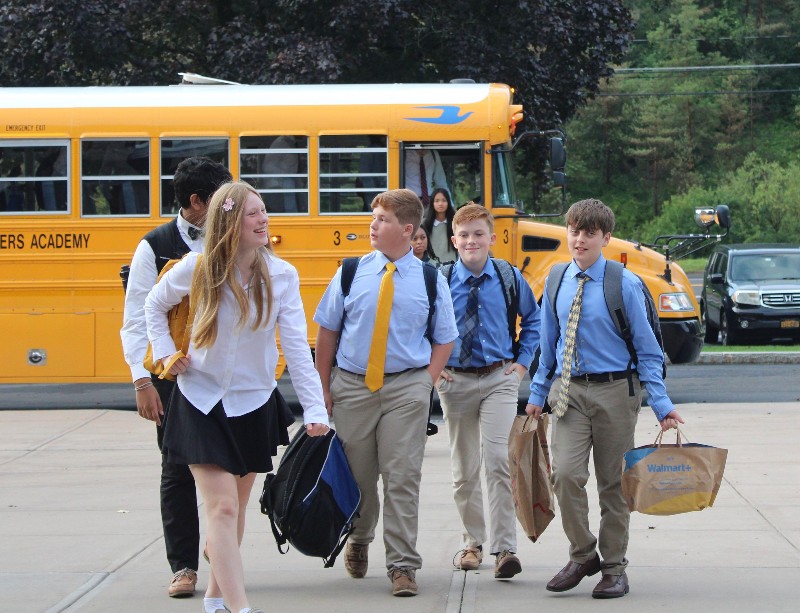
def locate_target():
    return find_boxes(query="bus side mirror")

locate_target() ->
[550,137,567,189]
[549,137,566,172]
[715,204,731,230]
[694,204,731,231]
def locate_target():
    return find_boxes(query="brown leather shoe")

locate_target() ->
[592,572,629,599]
[167,567,197,598]
[344,542,368,578]
[388,567,417,597]
[494,550,522,579]
[545,554,601,592]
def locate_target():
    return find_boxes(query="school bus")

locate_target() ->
[0,80,705,384]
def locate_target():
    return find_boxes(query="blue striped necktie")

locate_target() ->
[459,274,487,366]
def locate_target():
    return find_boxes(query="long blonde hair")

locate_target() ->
[191,181,273,348]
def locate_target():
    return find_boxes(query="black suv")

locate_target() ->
[702,244,800,345]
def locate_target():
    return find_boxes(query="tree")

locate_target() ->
[641,153,800,245]
[0,0,635,133]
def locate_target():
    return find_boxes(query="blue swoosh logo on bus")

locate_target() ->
[405,106,473,125]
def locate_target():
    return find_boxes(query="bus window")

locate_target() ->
[240,135,309,214]
[0,140,69,214]
[402,143,482,208]
[320,135,387,213]
[81,139,149,216]
[160,138,229,215]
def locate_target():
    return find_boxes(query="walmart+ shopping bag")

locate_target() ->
[621,428,727,515]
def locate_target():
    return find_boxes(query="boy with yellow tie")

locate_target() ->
[314,189,457,597]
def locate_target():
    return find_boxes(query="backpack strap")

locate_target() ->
[339,256,361,335]
[603,260,637,396]
[544,262,569,380]
[490,258,520,359]
[421,261,438,343]
[340,257,360,298]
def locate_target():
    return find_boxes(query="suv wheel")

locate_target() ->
[720,311,741,346]
[703,306,719,343]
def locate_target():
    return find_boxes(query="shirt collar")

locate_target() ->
[373,247,417,278]
[177,210,203,237]
[567,255,606,281]
[454,258,495,283]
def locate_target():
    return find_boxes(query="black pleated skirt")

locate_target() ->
[162,387,294,476]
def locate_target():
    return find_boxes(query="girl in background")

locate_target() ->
[421,188,458,264]
[412,225,438,265]
[146,181,329,613]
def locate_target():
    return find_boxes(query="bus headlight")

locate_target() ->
[659,293,695,312]
[732,290,760,306]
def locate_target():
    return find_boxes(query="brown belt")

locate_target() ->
[450,360,507,375]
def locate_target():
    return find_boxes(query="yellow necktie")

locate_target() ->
[365,262,397,392]
[554,273,588,418]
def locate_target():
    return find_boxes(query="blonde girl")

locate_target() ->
[145,181,329,613]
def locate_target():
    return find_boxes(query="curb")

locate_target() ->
[695,351,800,364]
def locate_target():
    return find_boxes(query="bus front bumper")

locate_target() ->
[661,318,703,364]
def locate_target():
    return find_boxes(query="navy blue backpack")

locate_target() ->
[260,427,361,567]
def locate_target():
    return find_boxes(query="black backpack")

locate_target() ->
[260,428,361,568]
[545,260,666,395]
[441,258,521,358]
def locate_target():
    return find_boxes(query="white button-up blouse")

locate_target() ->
[145,251,328,426]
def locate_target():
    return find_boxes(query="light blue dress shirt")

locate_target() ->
[529,255,674,420]
[446,259,541,369]
[314,248,458,374]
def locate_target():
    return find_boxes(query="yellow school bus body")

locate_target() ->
[0,83,701,384]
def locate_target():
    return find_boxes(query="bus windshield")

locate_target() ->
[491,150,519,210]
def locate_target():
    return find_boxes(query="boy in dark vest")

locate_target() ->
[438,204,540,579]
[120,157,231,599]
[526,198,683,599]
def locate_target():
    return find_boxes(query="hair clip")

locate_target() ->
[222,197,234,212]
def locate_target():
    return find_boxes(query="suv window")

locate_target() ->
[730,253,800,282]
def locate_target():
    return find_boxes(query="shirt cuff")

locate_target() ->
[302,404,330,427]
[130,364,151,382]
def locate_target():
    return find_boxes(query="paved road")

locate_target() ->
[2,361,799,413]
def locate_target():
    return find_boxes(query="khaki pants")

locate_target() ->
[548,376,641,575]
[437,366,520,554]
[331,367,432,570]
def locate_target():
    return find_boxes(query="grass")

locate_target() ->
[674,257,706,274]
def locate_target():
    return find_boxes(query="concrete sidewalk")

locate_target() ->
[1,401,798,612]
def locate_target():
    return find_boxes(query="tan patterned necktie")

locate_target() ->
[554,273,588,417]
[365,262,397,392]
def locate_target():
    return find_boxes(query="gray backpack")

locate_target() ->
[545,260,666,393]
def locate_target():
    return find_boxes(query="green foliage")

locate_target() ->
[640,154,800,246]
[561,0,800,243]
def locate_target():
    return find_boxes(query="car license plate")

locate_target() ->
[781,320,799,329]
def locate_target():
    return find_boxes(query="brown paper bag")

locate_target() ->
[509,414,554,542]
[621,428,728,515]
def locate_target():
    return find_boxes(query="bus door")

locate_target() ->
[401,142,483,207]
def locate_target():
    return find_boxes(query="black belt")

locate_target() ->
[450,360,507,375]
[574,370,630,383]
